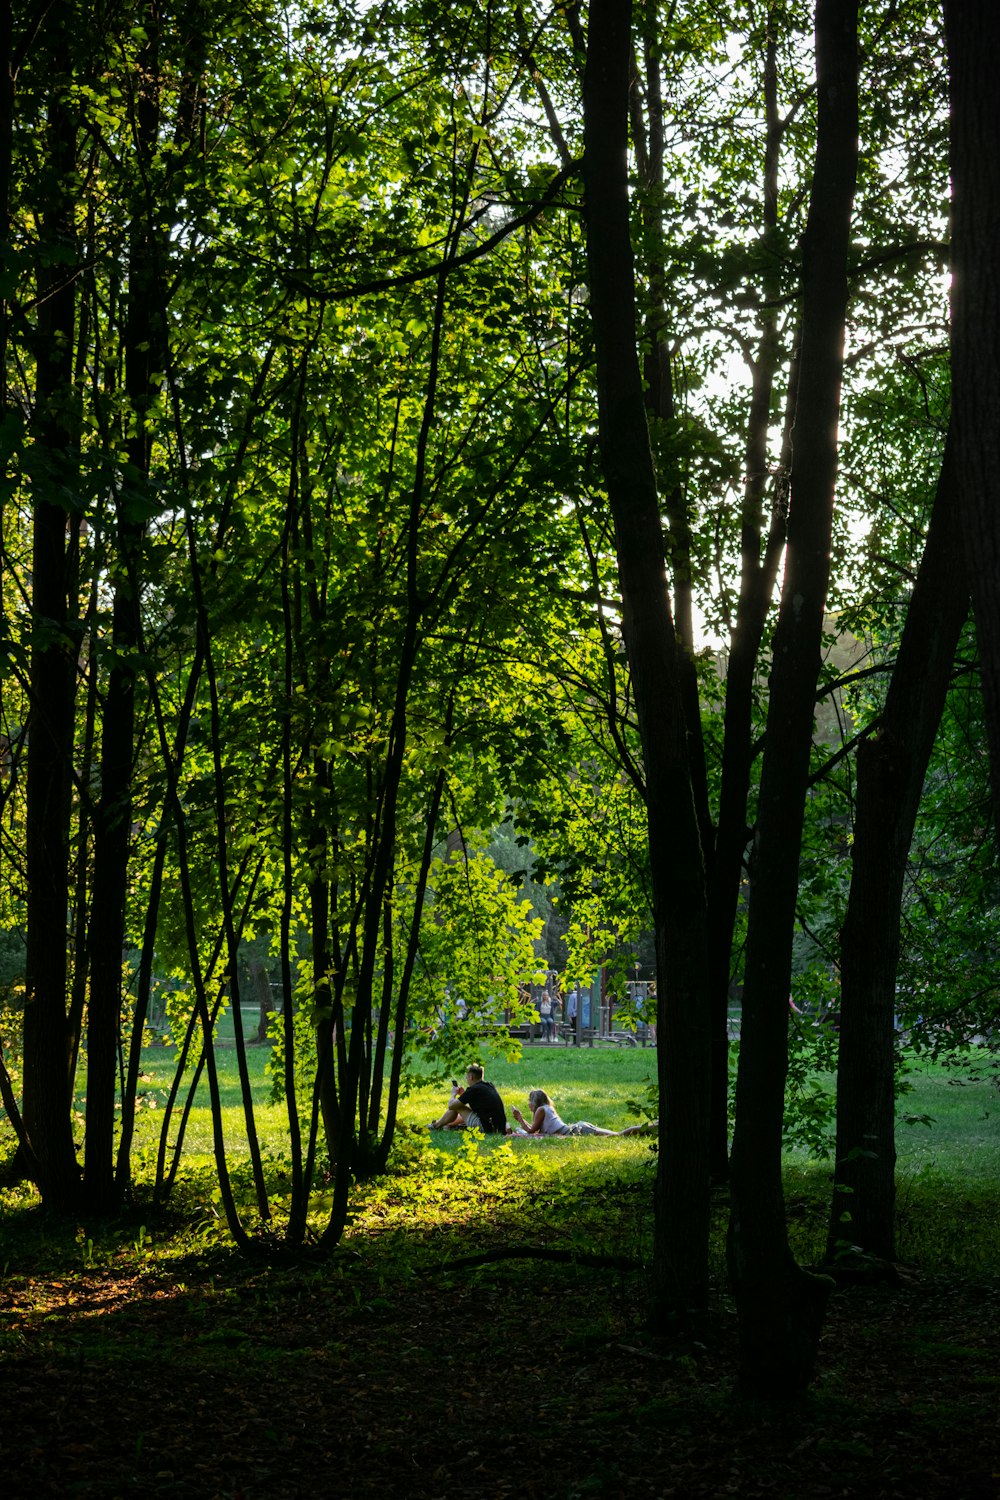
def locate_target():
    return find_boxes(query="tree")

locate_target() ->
[583,0,712,1321]
[727,0,859,1395]
[126,1,593,1248]
[19,0,85,1211]
[944,0,1000,845]
[84,0,208,1214]
[0,4,985,1366]
[829,435,967,1269]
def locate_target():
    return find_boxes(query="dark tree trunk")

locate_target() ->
[706,16,791,1182]
[583,0,711,1322]
[369,761,449,1176]
[944,0,1000,844]
[0,0,12,409]
[829,438,967,1270]
[116,834,168,1191]
[85,10,161,1213]
[634,10,714,880]
[727,0,859,1395]
[255,965,276,1044]
[237,959,274,1044]
[21,6,82,1212]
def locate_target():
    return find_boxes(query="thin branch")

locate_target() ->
[283,164,580,303]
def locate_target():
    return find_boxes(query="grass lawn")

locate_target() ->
[0,1039,997,1498]
[121,1031,998,1184]
[118,1035,661,1160]
[894,1052,1000,1184]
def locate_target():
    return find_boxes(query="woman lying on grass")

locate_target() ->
[510,1089,644,1138]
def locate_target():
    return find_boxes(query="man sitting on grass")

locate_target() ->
[429,1064,508,1134]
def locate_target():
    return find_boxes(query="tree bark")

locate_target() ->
[727,0,859,1395]
[633,9,714,875]
[706,15,791,1182]
[944,0,1000,846]
[583,0,711,1322]
[85,6,161,1213]
[21,4,82,1212]
[828,436,967,1269]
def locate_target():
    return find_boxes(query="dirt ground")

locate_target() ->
[1,1248,998,1500]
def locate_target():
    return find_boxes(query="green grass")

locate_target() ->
[6,1035,996,1187]
[127,1038,282,1157]
[1,1038,997,1282]
[894,1052,1000,1185]
[1,1038,996,1500]
[776,1045,1000,1184]
[416,1042,659,1128]
[116,1036,660,1162]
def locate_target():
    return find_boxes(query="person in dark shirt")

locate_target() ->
[428,1064,508,1134]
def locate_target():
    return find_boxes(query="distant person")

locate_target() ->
[566,984,581,1044]
[539,988,555,1043]
[510,1089,637,1137]
[429,1064,508,1134]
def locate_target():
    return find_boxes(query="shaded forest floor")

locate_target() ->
[1,1200,998,1499]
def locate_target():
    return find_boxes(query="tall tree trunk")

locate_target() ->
[706,15,792,1182]
[634,4,714,872]
[116,832,168,1190]
[583,0,711,1322]
[85,8,161,1213]
[0,0,13,412]
[829,436,967,1269]
[727,0,859,1395]
[944,0,1000,845]
[21,5,81,1212]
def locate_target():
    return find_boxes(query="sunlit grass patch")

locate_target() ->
[2,1040,998,1288]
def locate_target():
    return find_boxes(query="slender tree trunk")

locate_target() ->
[116,832,167,1190]
[22,7,81,1211]
[247,960,275,1044]
[829,436,967,1269]
[706,17,791,1181]
[944,0,1000,845]
[370,762,449,1175]
[727,0,858,1395]
[317,135,487,1240]
[583,0,711,1321]
[634,7,713,872]
[0,0,12,411]
[85,12,161,1213]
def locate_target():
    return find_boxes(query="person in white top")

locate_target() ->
[510,1089,640,1137]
